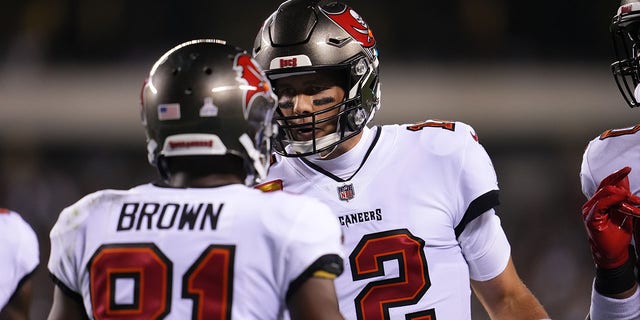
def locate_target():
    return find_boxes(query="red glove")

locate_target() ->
[582,166,640,269]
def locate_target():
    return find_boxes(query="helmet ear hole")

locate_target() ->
[345,108,366,131]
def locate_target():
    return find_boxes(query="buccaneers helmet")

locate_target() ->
[252,0,380,157]
[611,0,640,107]
[141,39,277,183]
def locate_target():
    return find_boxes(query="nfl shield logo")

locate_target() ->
[337,184,355,201]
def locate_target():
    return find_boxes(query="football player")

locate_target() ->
[580,1,640,318]
[47,39,345,320]
[0,208,39,320]
[252,0,550,319]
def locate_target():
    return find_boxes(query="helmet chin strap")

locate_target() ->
[147,139,159,165]
[315,108,363,159]
[239,133,269,184]
[287,106,363,159]
[289,133,341,157]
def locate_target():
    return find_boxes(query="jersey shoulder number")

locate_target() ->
[599,124,640,140]
[406,119,455,132]
[405,119,479,142]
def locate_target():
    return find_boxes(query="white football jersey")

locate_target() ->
[580,125,640,320]
[581,125,640,197]
[264,122,511,319]
[0,208,39,310]
[48,183,343,319]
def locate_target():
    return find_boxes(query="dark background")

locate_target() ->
[0,1,630,318]
[0,1,616,64]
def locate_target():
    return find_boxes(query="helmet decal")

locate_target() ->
[157,103,181,121]
[234,53,272,118]
[269,54,313,71]
[619,3,638,14]
[321,5,375,48]
[199,97,219,117]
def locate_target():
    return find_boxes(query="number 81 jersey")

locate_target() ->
[48,184,343,319]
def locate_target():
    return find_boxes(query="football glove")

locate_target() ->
[582,166,640,269]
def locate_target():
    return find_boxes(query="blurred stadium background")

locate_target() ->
[0,1,630,318]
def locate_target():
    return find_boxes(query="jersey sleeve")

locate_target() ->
[278,196,344,300]
[589,282,640,320]
[454,122,500,236]
[0,211,40,309]
[453,123,509,280]
[580,138,599,198]
[16,215,39,280]
[48,197,93,297]
[458,209,511,281]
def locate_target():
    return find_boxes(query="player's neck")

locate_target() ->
[167,173,244,188]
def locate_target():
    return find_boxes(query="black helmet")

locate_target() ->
[252,0,380,157]
[141,39,277,182]
[611,0,640,107]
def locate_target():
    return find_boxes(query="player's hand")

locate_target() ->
[582,166,640,269]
